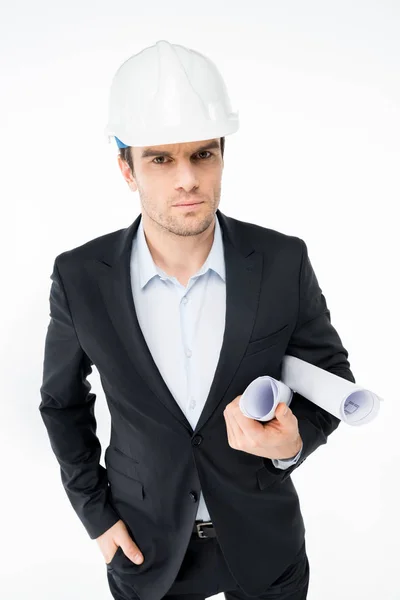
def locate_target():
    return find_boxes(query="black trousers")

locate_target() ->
[107,531,310,600]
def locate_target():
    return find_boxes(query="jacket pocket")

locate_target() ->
[245,324,289,357]
[105,445,144,500]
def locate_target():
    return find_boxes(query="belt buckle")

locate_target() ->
[196,521,213,539]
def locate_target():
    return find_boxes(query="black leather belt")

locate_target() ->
[192,520,216,539]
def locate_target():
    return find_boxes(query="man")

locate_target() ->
[39,40,355,600]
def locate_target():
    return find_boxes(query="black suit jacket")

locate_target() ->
[39,210,355,600]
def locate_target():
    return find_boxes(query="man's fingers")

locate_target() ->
[100,520,144,565]
[120,538,144,564]
[224,410,236,448]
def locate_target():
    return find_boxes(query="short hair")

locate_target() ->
[119,136,225,176]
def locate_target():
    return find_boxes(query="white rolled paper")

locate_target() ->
[239,376,294,422]
[239,355,383,426]
[281,355,383,425]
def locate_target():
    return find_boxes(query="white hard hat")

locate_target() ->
[104,39,239,148]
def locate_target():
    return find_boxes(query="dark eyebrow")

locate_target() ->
[141,140,220,159]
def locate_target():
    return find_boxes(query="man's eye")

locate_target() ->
[197,151,212,159]
[152,151,212,165]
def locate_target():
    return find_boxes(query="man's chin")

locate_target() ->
[169,214,214,237]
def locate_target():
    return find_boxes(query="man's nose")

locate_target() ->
[173,162,200,191]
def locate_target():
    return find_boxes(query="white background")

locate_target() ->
[1,1,399,598]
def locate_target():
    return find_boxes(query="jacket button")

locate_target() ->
[192,435,202,446]
[189,491,198,502]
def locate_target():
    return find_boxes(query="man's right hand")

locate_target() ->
[96,519,144,565]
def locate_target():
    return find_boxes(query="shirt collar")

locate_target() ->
[134,212,226,290]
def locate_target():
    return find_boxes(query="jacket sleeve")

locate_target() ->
[39,257,121,539]
[263,238,356,481]
[272,441,303,469]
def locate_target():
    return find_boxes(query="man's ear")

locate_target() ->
[129,179,138,192]
[117,156,138,192]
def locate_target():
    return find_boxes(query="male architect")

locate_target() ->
[39,40,355,600]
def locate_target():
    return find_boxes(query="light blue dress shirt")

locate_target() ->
[130,213,303,521]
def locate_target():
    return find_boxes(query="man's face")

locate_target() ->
[119,138,224,237]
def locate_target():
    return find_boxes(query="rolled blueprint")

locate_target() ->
[240,376,294,422]
[239,355,383,426]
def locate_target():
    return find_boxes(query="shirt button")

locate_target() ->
[186,349,192,358]
[182,297,188,304]
[189,397,196,409]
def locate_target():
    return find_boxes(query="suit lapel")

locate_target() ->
[91,210,264,436]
